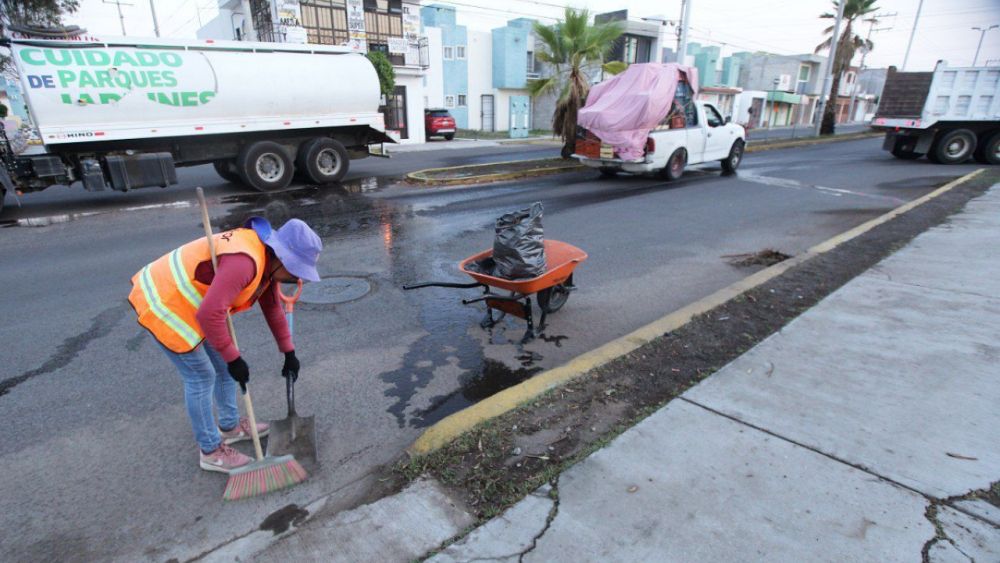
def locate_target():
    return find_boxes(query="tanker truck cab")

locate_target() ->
[0,35,396,206]
[574,100,746,180]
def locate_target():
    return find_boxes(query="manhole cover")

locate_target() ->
[298,277,371,304]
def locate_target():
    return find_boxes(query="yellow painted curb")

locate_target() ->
[745,131,882,153]
[408,163,582,186]
[408,168,986,456]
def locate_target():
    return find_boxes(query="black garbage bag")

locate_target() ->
[493,202,546,279]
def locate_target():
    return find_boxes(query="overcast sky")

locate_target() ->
[71,0,1000,71]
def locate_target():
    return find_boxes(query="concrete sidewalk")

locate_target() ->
[243,183,1000,563]
[426,184,1000,562]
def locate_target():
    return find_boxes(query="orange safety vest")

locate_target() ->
[128,228,268,354]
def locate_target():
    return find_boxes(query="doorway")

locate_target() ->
[481,94,495,133]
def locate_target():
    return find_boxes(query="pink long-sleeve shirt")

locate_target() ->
[193,253,293,362]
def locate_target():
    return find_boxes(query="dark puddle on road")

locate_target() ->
[214,175,570,429]
[259,504,309,535]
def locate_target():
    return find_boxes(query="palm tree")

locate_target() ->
[527,8,626,157]
[815,0,878,135]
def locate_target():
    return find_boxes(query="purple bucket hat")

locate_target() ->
[245,216,323,282]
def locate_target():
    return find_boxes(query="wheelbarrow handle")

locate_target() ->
[404,281,484,290]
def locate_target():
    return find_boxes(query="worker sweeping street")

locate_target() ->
[128,215,322,474]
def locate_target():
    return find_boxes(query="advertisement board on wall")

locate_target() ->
[346,0,368,52]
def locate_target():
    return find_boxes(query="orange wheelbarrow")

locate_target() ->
[404,240,588,343]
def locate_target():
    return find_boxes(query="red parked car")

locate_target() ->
[425,108,456,141]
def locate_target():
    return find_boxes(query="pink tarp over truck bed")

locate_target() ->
[577,63,699,161]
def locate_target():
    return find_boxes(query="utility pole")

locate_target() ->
[848,13,894,123]
[677,0,692,65]
[103,0,134,36]
[901,0,923,71]
[814,0,846,136]
[769,77,779,129]
[972,25,999,66]
[149,0,160,37]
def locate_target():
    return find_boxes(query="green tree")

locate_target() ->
[527,8,625,157]
[366,51,396,100]
[814,0,878,135]
[1,0,81,73]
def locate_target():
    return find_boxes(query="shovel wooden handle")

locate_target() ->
[196,187,265,461]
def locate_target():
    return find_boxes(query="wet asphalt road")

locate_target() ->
[0,138,985,561]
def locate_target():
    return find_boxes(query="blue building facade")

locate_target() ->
[1,77,30,122]
[491,18,532,89]
[421,5,469,128]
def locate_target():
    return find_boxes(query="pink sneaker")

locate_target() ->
[199,444,252,474]
[220,417,270,445]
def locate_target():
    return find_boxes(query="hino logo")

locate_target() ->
[65,132,95,138]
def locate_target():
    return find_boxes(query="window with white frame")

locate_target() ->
[445,95,455,108]
[796,63,811,95]
[456,45,466,59]
[457,94,467,106]
[443,46,454,60]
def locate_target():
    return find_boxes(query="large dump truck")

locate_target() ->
[0,35,394,213]
[872,62,1000,164]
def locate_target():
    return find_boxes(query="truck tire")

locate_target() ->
[890,136,923,160]
[721,139,745,173]
[928,128,977,164]
[890,147,923,160]
[659,148,687,181]
[598,167,618,178]
[237,141,294,191]
[973,131,1000,165]
[213,160,241,183]
[296,138,349,184]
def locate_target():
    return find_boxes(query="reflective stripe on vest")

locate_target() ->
[129,229,267,354]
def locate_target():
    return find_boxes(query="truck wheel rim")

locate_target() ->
[945,138,968,158]
[316,148,341,176]
[731,146,742,167]
[671,154,683,175]
[256,153,285,181]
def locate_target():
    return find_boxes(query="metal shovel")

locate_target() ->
[266,280,318,469]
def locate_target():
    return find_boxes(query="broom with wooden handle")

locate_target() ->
[195,187,307,500]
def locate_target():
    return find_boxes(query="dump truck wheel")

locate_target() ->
[929,128,976,164]
[973,130,1000,165]
[238,141,294,191]
[213,160,241,183]
[297,138,349,184]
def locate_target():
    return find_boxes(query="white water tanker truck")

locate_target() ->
[0,36,394,213]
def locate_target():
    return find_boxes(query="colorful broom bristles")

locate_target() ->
[223,455,307,501]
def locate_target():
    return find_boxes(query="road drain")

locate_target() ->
[298,276,371,304]
[724,249,792,267]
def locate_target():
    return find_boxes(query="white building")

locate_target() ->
[197,0,430,144]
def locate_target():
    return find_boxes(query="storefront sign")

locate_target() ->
[346,0,368,53]
[388,37,408,54]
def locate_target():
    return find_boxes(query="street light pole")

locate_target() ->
[901,0,924,71]
[848,14,893,123]
[769,78,779,129]
[103,0,133,36]
[972,25,999,66]
[149,0,160,37]
[815,0,846,136]
[677,0,692,65]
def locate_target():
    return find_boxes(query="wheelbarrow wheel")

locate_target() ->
[537,282,571,314]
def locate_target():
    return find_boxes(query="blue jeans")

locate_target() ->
[158,341,240,453]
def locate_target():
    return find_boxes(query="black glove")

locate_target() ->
[227,356,250,392]
[282,350,300,382]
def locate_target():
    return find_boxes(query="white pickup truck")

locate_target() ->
[573,101,747,179]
